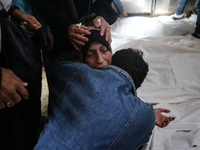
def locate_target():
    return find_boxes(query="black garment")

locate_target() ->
[0,33,42,150]
[31,0,117,61]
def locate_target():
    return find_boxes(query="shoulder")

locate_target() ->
[103,65,136,93]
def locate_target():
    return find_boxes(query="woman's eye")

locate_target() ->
[101,48,109,53]
[86,53,94,58]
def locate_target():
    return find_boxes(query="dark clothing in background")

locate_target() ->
[31,0,117,61]
[0,32,42,150]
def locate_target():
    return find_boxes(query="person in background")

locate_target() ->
[192,0,200,38]
[12,0,54,51]
[92,0,127,18]
[172,0,188,20]
[12,0,54,80]
[0,1,43,149]
[172,0,200,39]
[113,0,128,18]
[31,0,117,62]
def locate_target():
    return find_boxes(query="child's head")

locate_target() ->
[112,48,149,89]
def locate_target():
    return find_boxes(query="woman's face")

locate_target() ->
[85,41,112,69]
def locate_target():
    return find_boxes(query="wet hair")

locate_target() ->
[112,48,149,89]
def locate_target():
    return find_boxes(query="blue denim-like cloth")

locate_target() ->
[175,0,188,15]
[34,54,155,150]
[113,0,124,14]
[195,0,200,34]
[175,0,200,33]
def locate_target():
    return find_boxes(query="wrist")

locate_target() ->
[8,3,19,15]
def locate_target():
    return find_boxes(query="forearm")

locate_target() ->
[93,0,117,25]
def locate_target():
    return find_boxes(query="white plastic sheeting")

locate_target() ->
[111,15,200,149]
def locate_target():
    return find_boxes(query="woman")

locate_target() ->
[34,29,174,149]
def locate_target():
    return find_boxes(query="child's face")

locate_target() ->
[85,41,112,69]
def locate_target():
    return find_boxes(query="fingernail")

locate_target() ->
[33,23,38,27]
[23,82,28,86]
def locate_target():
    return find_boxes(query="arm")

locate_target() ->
[0,67,29,109]
[9,4,42,36]
[93,0,117,25]
[31,0,117,50]
[68,0,118,50]
[92,0,117,45]
[31,0,77,52]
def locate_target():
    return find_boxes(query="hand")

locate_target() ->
[12,9,42,36]
[154,108,175,128]
[68,24,91,51]
[0,68,29,109]
[42,31,54,51]
[93,16,111,45]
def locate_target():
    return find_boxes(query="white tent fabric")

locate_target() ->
[111,15,200,149]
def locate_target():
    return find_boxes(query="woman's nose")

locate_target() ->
[96,54,104,64]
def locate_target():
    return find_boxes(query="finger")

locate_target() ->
[6,101,15,108]
[47,42,53,51]
[25,29,35,36]
[100,23,106,36]
[0,102,6,109]
[27,16,42,30]
[160,108,171,113]
[93,19,100,28]
[80,25,88,30]
[70,29,89,43]
[16,85,29,100]
[76,28,91,36]
[1,92,15,107]
[47,35,54,51]
[104,26,111,44]
[169,116,175,121]
[11,92,23,104]
[42,35,48,46]
[9,72,28,87]
[72,42,81,51]
[72,38,86,47]
[72,35,89,45]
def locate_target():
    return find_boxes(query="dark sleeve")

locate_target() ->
[8,3,19,15]
[0,66,2,89]
[31,0,74,35]
[93,0,118,25]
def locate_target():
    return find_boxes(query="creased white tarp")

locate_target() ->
[111,15,200,149]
